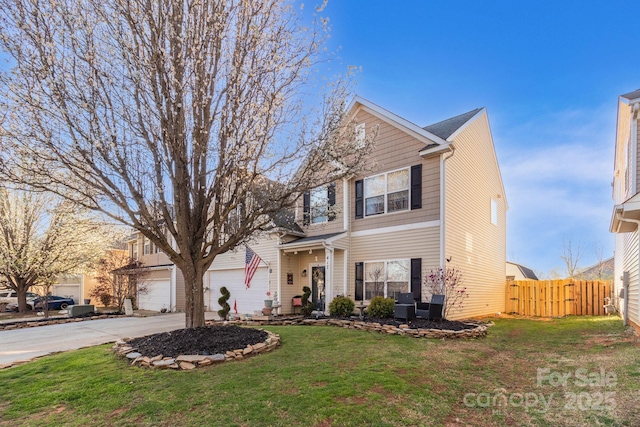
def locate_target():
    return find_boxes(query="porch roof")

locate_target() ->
[611,192,640,233]
[278,232,347,251]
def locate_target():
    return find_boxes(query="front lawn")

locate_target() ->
[0,316,638,426]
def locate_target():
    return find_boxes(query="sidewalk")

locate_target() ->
[0,312,219,367]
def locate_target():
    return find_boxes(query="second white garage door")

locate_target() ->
[138,279,171,312]
[209,267,268,315]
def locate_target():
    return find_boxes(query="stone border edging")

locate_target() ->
[0,314,122,330]
[211,316,490,339]
[112,329,281,370]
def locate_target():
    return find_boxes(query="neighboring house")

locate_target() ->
[132,96,508,320]
[506,262,539,281]
[610,88,640,333]
[575,257,614,281]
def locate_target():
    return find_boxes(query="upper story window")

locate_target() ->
[364,168,409,216]
[356,164,421,220]
[143,237,152,255]
[491,199,498,226]
[130,241,138,260]
[303,183,336,225]
[355,123,366,148]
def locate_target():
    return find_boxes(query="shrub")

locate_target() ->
[329,296,355,317]
[217,286,231,320]
[366,296,394,318]
[423,266,468,319]
[301,286,314,316]
[89,282,112,307]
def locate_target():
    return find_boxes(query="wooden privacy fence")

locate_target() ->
[505,280,612,317]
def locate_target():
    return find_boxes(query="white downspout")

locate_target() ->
[440,146,456,266]
[323,242,334,314]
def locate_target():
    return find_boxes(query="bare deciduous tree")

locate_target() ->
[560,235,584,279]
[90,250,149,312]
[0,189,115,312]
[0,0,373,327]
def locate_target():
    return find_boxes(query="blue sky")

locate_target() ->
[316,0,640,276]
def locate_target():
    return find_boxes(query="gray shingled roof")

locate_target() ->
[423,108,482,140]
[279,232,345,246]
[621,89,640,101]
[515,264,538,280]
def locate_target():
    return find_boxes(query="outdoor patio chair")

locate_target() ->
[393,292,415,321]
[416,294,445,320]
[292,296,303,314]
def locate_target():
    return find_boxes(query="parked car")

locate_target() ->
[2,292,40,311]
[33,296,75,311]
[0,291,39,305]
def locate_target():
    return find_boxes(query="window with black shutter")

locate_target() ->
[328,183,336,221]
[355,180,363,219]
[303,191,310,225]
[411,258,422,301]
[355,262,364,301]
[411,164,422,210]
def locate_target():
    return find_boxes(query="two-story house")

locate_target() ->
[132,97,508,320]
[610,89,640,333]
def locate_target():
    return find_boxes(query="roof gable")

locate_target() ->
[423,108,483,140]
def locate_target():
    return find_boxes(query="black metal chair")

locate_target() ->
[394,292,416,321]
[416,294,445,320]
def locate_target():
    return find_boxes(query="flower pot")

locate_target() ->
[264,299,273,308]
[262,307,273,316]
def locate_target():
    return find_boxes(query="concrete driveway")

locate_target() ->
[0,312,217,367]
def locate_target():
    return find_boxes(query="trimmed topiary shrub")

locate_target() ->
[329,296,355,317]
[366,296,394,318]
[301,286,314,316]
[217,286,231,320]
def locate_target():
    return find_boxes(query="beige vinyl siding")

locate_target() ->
[635,117,640,196]
[348,226,440,299]
[622,230,639,325]
[279,250,302,313]
[207,236,279,297]
[349,110,441,233]
[613,101,631,203]
[444,111,506,319]
[139,250,172,267]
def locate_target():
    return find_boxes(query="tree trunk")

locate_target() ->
[16,280,30,313]
[181,265,206,328]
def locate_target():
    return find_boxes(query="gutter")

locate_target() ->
[440,146,456,266]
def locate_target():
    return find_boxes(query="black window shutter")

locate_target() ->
[303,191,310,225]
[327,183,336,221]
[355,180,363,219]
[411,164,422,210]
[411,258,422,301]
[355,262,364,301]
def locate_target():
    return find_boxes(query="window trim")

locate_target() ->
[490,198,498,226]
[363,167,410,217]
[143,237,152,255]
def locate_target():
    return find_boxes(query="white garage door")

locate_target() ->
[138,280,171,312]
[209,267,268,315]
[53,284,81,305]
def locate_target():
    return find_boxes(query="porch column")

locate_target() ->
[325,247,334,313]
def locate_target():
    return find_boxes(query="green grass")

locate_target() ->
[0,316,638,426]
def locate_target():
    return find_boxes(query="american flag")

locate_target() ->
[245,246,262,289]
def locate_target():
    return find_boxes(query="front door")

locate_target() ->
[311,266,325,311]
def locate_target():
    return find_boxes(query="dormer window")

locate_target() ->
[303,183,336,225]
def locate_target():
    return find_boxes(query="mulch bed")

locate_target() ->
[126,325,268,358]
[124,316,480,359]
